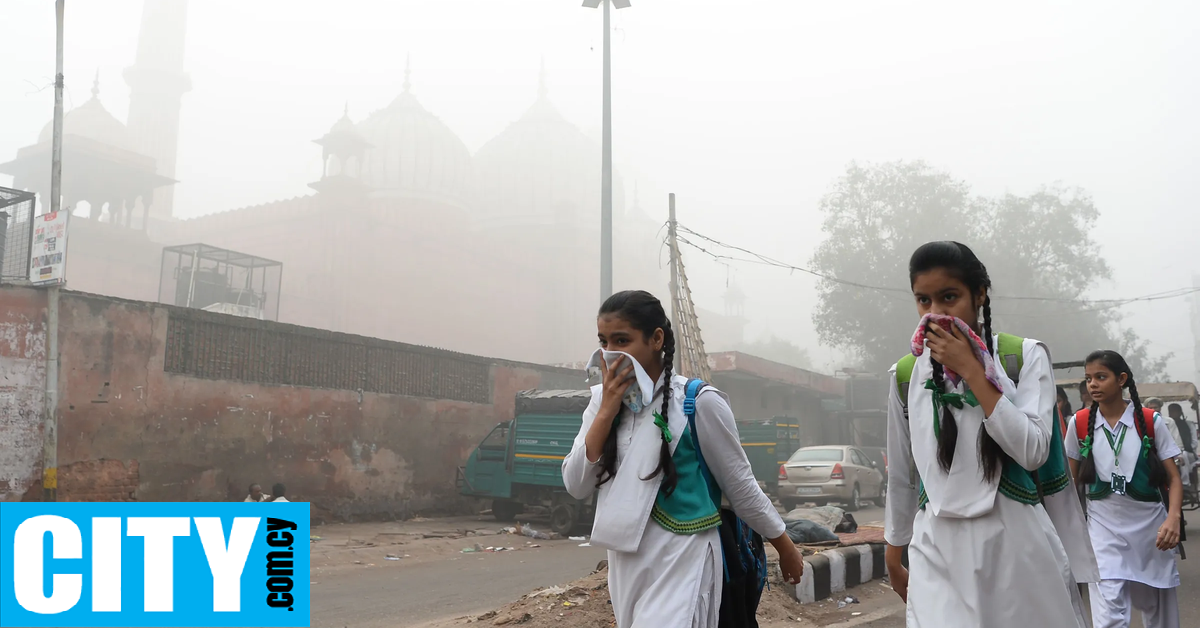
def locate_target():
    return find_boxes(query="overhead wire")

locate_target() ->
[669,223,1200,310]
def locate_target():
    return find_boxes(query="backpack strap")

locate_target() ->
[1136,408,1156,441]
[995,333,1024,386]
[1075,408,1091,442]
[684,378,710,481]
[896,354,917,415]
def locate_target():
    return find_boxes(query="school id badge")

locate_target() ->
[1111,473,1128,495]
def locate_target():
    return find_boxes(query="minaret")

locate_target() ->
[124,0,191,222]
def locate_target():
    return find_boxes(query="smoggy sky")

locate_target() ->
[3,0,1198,378]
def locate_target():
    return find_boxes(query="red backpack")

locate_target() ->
[1074,407,1155,443]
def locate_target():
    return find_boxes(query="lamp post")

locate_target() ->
[583,0,630,302]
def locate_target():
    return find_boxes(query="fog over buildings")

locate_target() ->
[3,0,1198,379]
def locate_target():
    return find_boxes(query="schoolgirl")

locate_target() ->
[1065,350,1183,628]
[884,241,1098,627]
[562,290,804,628]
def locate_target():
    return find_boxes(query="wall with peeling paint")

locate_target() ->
[0,287,47,501]
[0,287,585,520]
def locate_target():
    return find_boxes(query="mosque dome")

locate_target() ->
[473,63,623,226]
[356,63,472,208]
[39,73,135,152]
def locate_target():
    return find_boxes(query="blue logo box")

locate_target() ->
[0,502,310,627]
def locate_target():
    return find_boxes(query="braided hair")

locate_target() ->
[594,291,679,495]
[1076,350,1167,487]
[910,241,1008,481]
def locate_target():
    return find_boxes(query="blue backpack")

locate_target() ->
[685,379,768,593]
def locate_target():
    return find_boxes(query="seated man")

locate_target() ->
[270,483,289,503]
[244,483,265,502]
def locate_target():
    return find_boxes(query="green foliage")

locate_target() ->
[810,160,1170,380]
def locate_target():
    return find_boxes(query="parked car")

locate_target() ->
[777,445,885,512]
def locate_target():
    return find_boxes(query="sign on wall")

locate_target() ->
[28,210,69,286]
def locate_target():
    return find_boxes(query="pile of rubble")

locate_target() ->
[461,561,615,628]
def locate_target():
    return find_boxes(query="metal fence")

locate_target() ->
[0,187,36,284]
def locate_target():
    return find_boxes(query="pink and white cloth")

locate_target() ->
[911,313,1003,393]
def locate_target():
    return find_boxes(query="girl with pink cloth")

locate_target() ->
[883,241,1097,628]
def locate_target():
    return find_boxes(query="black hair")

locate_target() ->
[909,241,1006,481]
[594,290,678,495]
[1168,403,1183,416]
[1076,350,1167,488]
[272,483,286,498]
[1057,385,1072,417]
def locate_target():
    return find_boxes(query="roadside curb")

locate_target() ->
[785,544,887,604]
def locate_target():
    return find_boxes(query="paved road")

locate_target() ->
[312,506,886,627]
[311,540,608,627]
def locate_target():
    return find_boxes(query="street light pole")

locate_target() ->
[584,0,629,302]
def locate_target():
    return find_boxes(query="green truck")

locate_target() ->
[457,392,805,535]
[736,417,803,493]
[457,389,595,536]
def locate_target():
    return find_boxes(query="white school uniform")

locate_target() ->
[562,374,785,628]
[885,337,1097,628]
[1064,404,1181,628]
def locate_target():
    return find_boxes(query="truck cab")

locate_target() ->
[457,389,595,535]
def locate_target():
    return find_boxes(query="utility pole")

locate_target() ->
[583,0,630,301]
[666,194,712,381]
[43,0,66,502]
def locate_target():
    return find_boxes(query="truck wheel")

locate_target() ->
[550,503,579,537]
[493,500,522,522]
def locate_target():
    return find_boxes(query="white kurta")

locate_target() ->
[563,375,785,628]
[1064,405,1181,588]
[885,338,1091,628]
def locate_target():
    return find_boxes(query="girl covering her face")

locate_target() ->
[563,290,804,628]
[885,241,1097,628]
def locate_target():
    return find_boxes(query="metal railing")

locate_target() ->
[0,187,36,284]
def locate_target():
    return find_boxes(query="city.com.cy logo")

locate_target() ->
[0,502,309,627]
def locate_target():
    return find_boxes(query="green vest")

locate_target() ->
[650,425,723,534]
[1084,422,1162,503]
[897,333,1071,508]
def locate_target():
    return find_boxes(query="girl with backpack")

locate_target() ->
[884,241,1097,627]
[1065,350,1183,628]
[562,290,805,628]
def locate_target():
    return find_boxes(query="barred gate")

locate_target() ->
[0,186,36,284]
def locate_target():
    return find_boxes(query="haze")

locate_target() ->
[3,0,1198,378]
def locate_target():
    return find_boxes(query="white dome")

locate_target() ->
[357,83,472,208]
[39,74,135,152]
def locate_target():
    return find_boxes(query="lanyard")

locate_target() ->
[1104,423,1128,468]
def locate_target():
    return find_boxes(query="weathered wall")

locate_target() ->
[0,287,584,519]
[0,287,46,501]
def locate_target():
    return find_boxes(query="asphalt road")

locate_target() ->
[310,540,608,627]
[311,506,887,627]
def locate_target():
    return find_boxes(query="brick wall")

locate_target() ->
[0,286,585,519]
[0,287,46,501]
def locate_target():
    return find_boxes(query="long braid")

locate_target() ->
[646,323,680,495]
[931,360,959,473]
[1127,378,1167,488]
[976,295,1007,482]
[1077,401,1100,485]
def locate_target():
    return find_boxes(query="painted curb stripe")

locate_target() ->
[791,543,887,605]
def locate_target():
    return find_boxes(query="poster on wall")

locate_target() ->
[28,210,69,286]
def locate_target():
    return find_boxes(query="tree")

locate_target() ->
[738,334,813,370]
[810,160,1170,380]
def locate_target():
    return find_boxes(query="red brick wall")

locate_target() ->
[0,287,583,520]
[0,287,47,501]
